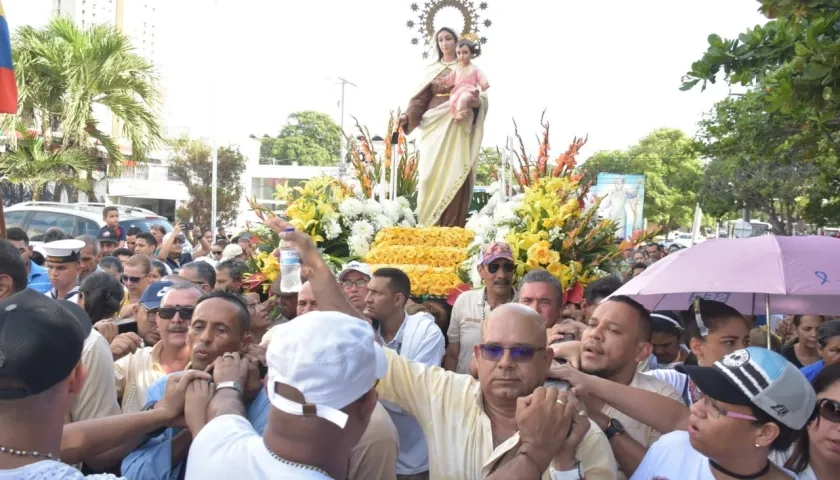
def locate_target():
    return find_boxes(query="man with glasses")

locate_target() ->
[273,220,616,479]
[444,241,516,374]
[339,261,372,313]
[114,281,202,413]
[122,290,264,480]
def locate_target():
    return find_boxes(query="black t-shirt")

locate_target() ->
[781,343,804,369]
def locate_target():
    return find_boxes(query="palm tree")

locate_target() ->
[1,17,163,173]
[0,131,97,201]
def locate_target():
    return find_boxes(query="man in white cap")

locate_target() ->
[43,239,87,302]
[338,261,372,313]
[185,311,386,479]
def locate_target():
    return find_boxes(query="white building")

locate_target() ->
[107,136,347,228]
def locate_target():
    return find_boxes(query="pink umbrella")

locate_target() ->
[611,235,840,315]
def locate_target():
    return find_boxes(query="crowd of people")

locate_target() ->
[0,207,834,479]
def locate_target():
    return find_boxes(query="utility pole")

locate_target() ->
[210,0,219,239]
[336,77,357,174]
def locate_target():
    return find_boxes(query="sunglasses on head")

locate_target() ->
[478,343,545,362]
[121,275,143,284]
[817,398,840,423]
[486,263,514,274]
[157,306,195,321]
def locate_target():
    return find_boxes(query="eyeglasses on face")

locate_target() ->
[486,263,514,274]
[477,343,545,362]
[157,306,195,321]
[703,397,757,421]
[341,280,367,289]
[173,239,185,245]
[817,398,840,423]
[122,275,144,284]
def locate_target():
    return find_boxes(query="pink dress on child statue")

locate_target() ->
[444,64,489,120]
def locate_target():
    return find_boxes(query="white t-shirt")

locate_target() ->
[0,460,122,479]
[644,369,693,405]
[185,414,331,479]
[768,449,817,480]
[632,431,795,480]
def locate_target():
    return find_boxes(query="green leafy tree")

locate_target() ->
[697,92,840,233]
[682,1,840,148]
[0,132,97,201]
[578,128,703,232]
[3,18,163,170]
[258,111,341,166]
[168,138,247,228]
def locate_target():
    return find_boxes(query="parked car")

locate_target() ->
[3,202,192,251]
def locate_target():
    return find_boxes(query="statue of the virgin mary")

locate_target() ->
[396,27,489,228]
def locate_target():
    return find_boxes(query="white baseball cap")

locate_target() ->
[338,261,372,282]
[221,244,244,261]
[265,311,387,428]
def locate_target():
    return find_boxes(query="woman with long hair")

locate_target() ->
[783,363,840,479]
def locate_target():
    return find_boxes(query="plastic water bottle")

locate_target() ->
[279,227,302,293]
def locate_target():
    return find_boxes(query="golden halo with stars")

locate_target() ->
[406,1,491,60]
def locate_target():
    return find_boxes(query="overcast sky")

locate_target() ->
[5,0,767,158]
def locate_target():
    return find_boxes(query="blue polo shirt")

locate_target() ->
[27,260,52,294]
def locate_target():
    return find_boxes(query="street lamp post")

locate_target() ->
[337,77,357,172]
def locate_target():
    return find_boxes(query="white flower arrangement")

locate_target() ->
[338,196,417,257]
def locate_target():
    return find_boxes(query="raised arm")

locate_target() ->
[265,217,365,321]
[549,364,690,433]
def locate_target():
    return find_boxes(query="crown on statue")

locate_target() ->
[460,32,480,43]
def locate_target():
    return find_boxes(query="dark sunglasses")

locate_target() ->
[817,398,840,423]
[121,275,143,284]
[158,306,195,321]
[211,250,223,256]
[487,262,514,274]
[478,344,545,362]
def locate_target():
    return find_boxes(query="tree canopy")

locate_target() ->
[168,138,247,228]
[682,0,840,149]
[256,111,342,166]
[2,18,163,168]
[578,128,703,232]
[696,92,840,233]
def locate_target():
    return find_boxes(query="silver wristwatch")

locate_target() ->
[214,381,243,396]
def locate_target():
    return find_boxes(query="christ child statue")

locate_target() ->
[444,34,489,121]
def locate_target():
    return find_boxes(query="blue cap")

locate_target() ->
[139,281,175,309]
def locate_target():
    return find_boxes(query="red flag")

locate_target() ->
[0,1,18,114]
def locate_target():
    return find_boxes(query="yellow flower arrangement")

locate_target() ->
[464,126,657,302]
[369,264,464,298]
[372,227,474,248]
[365,246,468,268]
[365,227,474,298]
[273,176,352,245]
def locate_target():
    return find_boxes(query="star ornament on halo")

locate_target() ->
[408,0,491,59]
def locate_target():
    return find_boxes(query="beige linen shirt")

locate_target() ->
[348,402,400,480]
[601,372,685,480]
[378,348,617,480]
[447,289,491,374]
[67,329,121,423]
[115,342,167,413]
